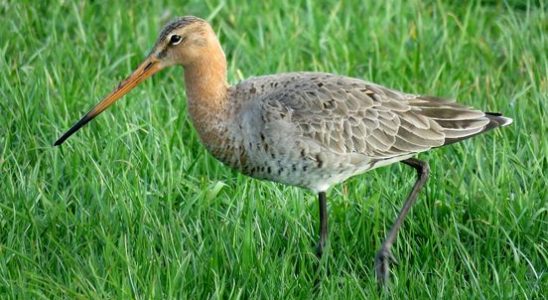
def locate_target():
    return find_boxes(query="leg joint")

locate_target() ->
[403,158,429,178]
[418,161,429,178]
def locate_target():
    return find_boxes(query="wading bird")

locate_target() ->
[54,16,512,284]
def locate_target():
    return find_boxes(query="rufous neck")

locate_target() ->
[183,42,228,113]
[183,40,230,150]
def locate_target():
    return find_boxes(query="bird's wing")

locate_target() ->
[254,73,490,159]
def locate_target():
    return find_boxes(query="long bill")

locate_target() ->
[54,56,162,146]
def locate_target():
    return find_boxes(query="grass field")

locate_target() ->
[1,0,546,298]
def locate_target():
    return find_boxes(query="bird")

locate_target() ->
[54,16,512,285]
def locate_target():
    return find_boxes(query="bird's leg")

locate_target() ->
[316,191,328,258]
[375,158,429,285]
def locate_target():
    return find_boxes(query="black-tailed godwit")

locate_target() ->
[54,16,512,284]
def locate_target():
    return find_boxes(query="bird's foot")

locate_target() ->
[375,246,397,285]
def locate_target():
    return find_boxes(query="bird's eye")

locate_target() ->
[170,34,183,45]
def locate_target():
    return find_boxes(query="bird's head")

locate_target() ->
[54,16,215,146]
[150,16,215,68]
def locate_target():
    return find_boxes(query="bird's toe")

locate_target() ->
[375,247,396,285]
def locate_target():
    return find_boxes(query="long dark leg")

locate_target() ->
[375,158,429,285]
[316,191,328,258]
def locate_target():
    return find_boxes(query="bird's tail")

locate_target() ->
[441,112,512,146]
[485,112,513,128]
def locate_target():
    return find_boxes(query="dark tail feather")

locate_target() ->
[442,112,512,146]
[484,112,513,128]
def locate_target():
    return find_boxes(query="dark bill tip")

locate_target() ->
[53,114,95,146]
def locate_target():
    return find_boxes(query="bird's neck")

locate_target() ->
[184,41,228,111]
[183,41,230,150]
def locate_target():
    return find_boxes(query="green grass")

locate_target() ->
[1,0,546,298]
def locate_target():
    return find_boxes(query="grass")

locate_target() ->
[1,0,546,298]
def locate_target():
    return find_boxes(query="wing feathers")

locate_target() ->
[246,73,510,162]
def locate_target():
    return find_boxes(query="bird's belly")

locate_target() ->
[209,138,414,193]
[236,153,371,193]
